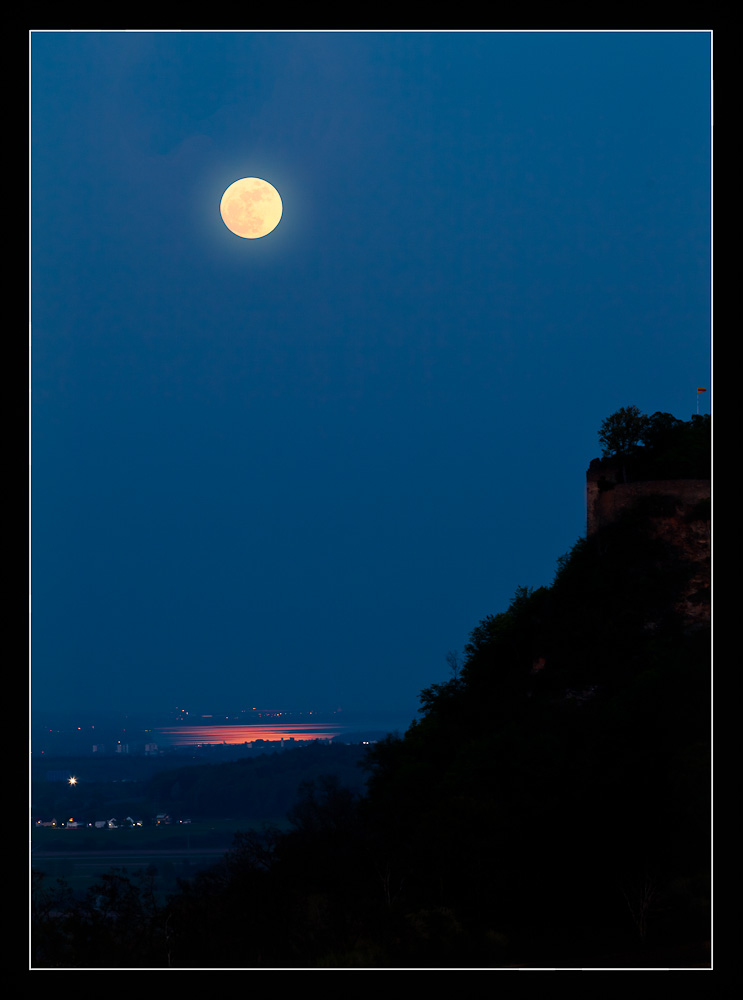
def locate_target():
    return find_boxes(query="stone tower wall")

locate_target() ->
[586,475,710,538]
[585,460,710,627]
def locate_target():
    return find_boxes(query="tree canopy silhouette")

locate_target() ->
[599,404,648,458]
[598,406,710,480]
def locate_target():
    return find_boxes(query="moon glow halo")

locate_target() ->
[220,177,283,239]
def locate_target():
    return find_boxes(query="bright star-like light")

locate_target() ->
[68,776,77,785]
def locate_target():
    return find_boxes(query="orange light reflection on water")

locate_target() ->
[154,724,345,746]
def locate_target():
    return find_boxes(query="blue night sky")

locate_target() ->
[31,30,711,721]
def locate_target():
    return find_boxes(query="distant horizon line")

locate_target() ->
[31,705,420,722]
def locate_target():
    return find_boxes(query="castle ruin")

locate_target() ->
[586,457,711,627]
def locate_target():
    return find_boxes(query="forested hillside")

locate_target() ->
[32,410,711,968]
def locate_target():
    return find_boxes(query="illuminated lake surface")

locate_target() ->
[151,710,417,747]
[153,723,346,746]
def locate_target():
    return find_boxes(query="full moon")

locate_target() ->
[220,177,283,239]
